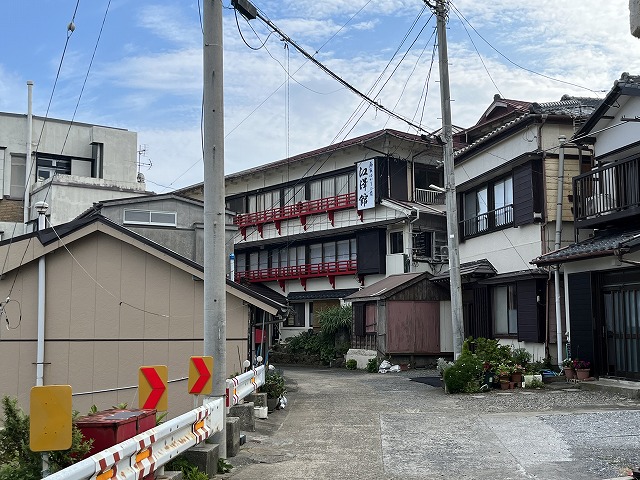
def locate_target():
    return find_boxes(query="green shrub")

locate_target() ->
[346,359,358,370]
[0,396,92,480]
[473,337,512,367]
[511,347,532,366]
[316,305,352,335]
[443,353,484,394]
[166,457,210,480]
[525,378,545,389]
[263,370,286,399]
[366,358,379,373]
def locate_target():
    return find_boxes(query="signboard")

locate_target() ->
[139,365,168,411]
[30,385,72,452]
[356,159,375,210]
[188,356,213,395]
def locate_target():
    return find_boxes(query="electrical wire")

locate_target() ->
[61,0,112,154]
[449,2,604,97]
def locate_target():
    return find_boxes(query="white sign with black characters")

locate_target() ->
[356,159,375,210]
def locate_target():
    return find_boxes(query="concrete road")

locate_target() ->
[224,367,640,480]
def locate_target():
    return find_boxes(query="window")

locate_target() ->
[412,231,433,258]
[36,154,71,179]
[285,303,305,327]
[10,154,26,199]
[389,231,404,254]
[123,209,177,226]
[462,175,513,237]
[493,285,517,335]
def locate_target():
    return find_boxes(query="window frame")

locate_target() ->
[492,283,518,337]
[389,231,404,255]
[123,209,177,227]
[461,174,514,239]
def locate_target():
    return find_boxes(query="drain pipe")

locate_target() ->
[35,201,48,387]
[553,136,566,368]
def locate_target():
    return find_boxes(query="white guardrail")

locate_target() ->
[226,365,265,408]
[46,365,265,480]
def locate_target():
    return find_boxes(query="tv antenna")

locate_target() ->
[137,144,152,173]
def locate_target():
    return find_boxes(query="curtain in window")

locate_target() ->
[335,175,349,197]
[323,242,336,263]
[322,178,335,198]
[309,244,322,264]
[310,180,322,200]
[337,240,350,261]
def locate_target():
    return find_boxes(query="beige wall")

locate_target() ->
[0,231,250,421]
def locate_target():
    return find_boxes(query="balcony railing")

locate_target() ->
[573,156,640,227]
[414,188,446,205]
[460,204,513,238]
[234,192,356,229]
[235,259,358,290]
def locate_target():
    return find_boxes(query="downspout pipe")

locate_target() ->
[554,136,566,368]
[35,201,49,387]
[24,81,34,229]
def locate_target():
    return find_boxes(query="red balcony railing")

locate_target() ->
[235,259,358,290]
[234,192,357,236]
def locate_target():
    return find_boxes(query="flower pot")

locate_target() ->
[563,367,576,380]
[500,380,510,390]
[267,397,279,412]
[511,372,523,386]
[576,368,590,381]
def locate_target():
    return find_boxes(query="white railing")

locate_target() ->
[45,397,224,480]
[414,188,445,205]
[45,365,266,479]
[226,365,266,408]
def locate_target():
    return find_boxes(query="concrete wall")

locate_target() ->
[0,231,249,421]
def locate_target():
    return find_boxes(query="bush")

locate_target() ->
[345,359,358,370]
[316,305,352,335]
[443,353,484,394]
[366,357,379,373]
[0,396,92,479]
[263,370,286,399]
[511,347,532,366]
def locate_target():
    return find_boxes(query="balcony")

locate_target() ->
[573,156,640,228]
[414,188,446,205]
[234,192,358,238]
[235,259,358,290]
[460,205,513,238]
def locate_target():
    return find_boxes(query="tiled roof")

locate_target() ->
[430,259,497,282]
[288,289,359,301]
[455,96,600,159]
[532,229,640,265]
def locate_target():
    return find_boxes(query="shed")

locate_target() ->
[344,272,451,363]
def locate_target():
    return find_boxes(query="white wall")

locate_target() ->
[440,300,453,352]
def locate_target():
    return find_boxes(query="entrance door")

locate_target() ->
[602,287,640,379]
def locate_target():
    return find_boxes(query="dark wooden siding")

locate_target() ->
[356,229,386,275]
[375,157,388,202]
[353,303,365,336]
[517,279,543,342]
[464,285,490,339]
[387,279,449,302]
[513,162,534,226]
[568,272,595,362]
[386,301,440,354]
[389,158,408,201]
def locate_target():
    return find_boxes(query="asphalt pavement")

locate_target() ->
[221,366,640,480]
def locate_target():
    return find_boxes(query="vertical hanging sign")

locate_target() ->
[356,159,375,210]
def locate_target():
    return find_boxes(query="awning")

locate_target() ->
[430,259,497,283]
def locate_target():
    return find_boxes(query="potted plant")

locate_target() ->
[511,364,525,386]
[496,363,512,389]
[263,370,286,412]
[562,358,575,380]
[573,359,591,381]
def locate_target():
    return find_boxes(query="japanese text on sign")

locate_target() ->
[356,159,375,210]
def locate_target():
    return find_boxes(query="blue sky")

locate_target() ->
[1,0,638,192]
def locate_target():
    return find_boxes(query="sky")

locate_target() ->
[1,0,639,193]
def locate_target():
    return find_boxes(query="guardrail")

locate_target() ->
[226,365,265,408]
[46,397,224,480]
[45,366,265,479]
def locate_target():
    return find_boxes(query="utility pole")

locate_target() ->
[432,0,464,358]
[203,0,227,456]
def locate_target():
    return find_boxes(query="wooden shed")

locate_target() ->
[344,272,452,363]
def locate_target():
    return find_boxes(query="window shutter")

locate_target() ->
[567,272,595,363]
[353,303,365,336]
[513,163,534,226]
[516,279,542,342]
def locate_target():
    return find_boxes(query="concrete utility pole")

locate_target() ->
[554,136,566,368]
[203,0,227,456]
[432,0,464,358]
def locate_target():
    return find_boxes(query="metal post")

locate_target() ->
[434,0,464,358]
[24,81,33,229]
[554,136,566,368]
[203,0,227,456]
